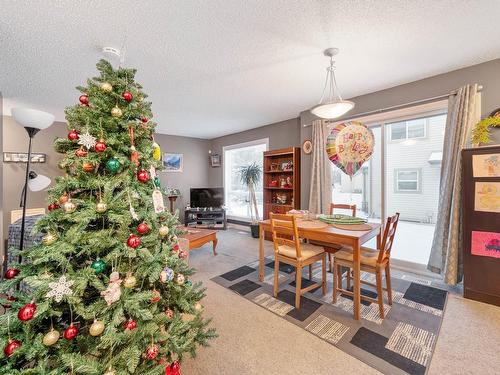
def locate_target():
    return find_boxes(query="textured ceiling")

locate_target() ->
[1,0,500,138]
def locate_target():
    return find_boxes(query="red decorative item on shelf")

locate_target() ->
[123,318,137,331]
[63,324,78,340]
[4,268,20,279]
[79,94,89,105]
[127,234,141,249]
[94,140,107,152]
[75,147,88,157]
[150,290,161,303]
[137,222,149,234]
[269,180,278,187]
[137,169,150,183]
[145,343,159,360]
[18,301,37,321]
[68,129,80,141]
[3,339,21,357]
[122,91,133,102]
[48,202,60,211]
[165,361,181,375]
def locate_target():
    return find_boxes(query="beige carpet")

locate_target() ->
[183,228,500,375]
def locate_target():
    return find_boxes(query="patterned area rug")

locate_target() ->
[211,258,448,375]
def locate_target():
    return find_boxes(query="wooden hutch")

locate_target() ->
[263,147,301,221]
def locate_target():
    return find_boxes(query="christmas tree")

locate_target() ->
[0,60,216,374]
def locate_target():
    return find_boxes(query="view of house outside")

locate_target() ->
[332,113,446,265]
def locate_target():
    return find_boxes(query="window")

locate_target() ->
[223,139,268,220]
[395,169,420,192]
[390,118,426,141]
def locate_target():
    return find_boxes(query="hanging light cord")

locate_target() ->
[318,56,344,104]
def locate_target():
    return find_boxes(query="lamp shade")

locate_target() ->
[27,171,51,192]
[11,108,55,130]
[310,100,355,119]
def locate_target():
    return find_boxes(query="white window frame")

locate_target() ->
[389,118,427,142]
[223,138,269,221]
[394,168,421,193]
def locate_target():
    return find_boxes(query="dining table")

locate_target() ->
[258,218,382,320]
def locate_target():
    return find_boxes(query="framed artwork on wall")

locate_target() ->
[210,154,221,167]
[163,153,183,172]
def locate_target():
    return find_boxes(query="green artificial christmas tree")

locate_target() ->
[0,60,216,374]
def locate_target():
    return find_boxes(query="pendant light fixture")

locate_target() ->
[310,48,354,119]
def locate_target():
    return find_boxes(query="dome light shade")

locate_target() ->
[310,48,354,119]
[11,108,55,130]
[27,171,51,192]
[311,100,355,119]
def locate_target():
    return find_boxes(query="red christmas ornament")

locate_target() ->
[172,244,180,252]
[127,234,141,249]
[4,268,20,279]
[122,91,133,102]
[137,169,150,183]
[48,202,60,211]
[179,250,188,260]
[137,222,149,235]
[145,343,159,360]
[75,147,88,157]
[165,361,181,375]
[18,301,37,321]
[150,290,161,303]
[123,318,137,331]
[63,324,78,340]
[165,309,174,319]
[79,95,89,105]
[68,129,80,141]
[94,140,107,152]
[141,117,149,123]
[3,339,21,357]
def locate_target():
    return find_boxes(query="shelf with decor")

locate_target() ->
[263,147,300,225]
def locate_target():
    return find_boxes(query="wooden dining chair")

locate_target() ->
[270,213,327,309]
[329,203,356,217]
[332,213,400,319]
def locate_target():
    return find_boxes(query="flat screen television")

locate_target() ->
[190,188,224,208]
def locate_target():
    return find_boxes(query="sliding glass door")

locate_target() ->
[331,111,447,265]
[223,139,268,221]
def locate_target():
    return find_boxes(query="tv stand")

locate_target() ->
[184,208,227,230]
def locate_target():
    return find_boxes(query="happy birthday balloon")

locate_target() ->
[326,121,374,177]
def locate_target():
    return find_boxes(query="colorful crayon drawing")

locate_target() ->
[471,231,500,259]
[472,153,500,177]
[474,182,500,213]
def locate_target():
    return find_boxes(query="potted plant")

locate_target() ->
[238,162,262,238]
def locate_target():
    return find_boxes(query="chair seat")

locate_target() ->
[334,246,381,267]
[278,243,324,259]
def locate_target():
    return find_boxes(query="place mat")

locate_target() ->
[318,214,367,225]
[332,223,373,231]
[297,220,328,229]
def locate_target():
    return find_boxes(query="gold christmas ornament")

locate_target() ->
[100,82,113,92]
[159,226,169,237]
[89,319,105,336]
[175,274,185,285]
[42,233,57,246]
[194,302,203,312]
[103,368,116,375]
[152,142,161,161]
[181,313,195,323]
[96,201,108,213]
[42,329,60,346]
[111,106,122,118]
[63,200,77,213]
[123,273,137,289]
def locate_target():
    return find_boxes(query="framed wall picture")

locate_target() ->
[163,153,183,172]
[210,154,221,167]
[302,139,313,155]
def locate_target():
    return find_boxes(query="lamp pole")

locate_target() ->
[19,127,41,260]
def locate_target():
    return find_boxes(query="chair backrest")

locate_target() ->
[269,213,302,258]
[10,208,46,224]
[330,203,357,217]
[377,212,400,263]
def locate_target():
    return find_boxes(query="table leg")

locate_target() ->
[353,239,361,320]
[212,237,218,256]
[259,224,265,282]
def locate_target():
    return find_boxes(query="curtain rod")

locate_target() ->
[303,85,483,127]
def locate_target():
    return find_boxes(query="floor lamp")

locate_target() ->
[11,108,54,262]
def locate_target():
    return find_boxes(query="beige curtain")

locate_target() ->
[308,119,332,214]
[428,84,481,285]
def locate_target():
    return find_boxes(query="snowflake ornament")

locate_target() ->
[78,131,97,149]
[46,275,74,302]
